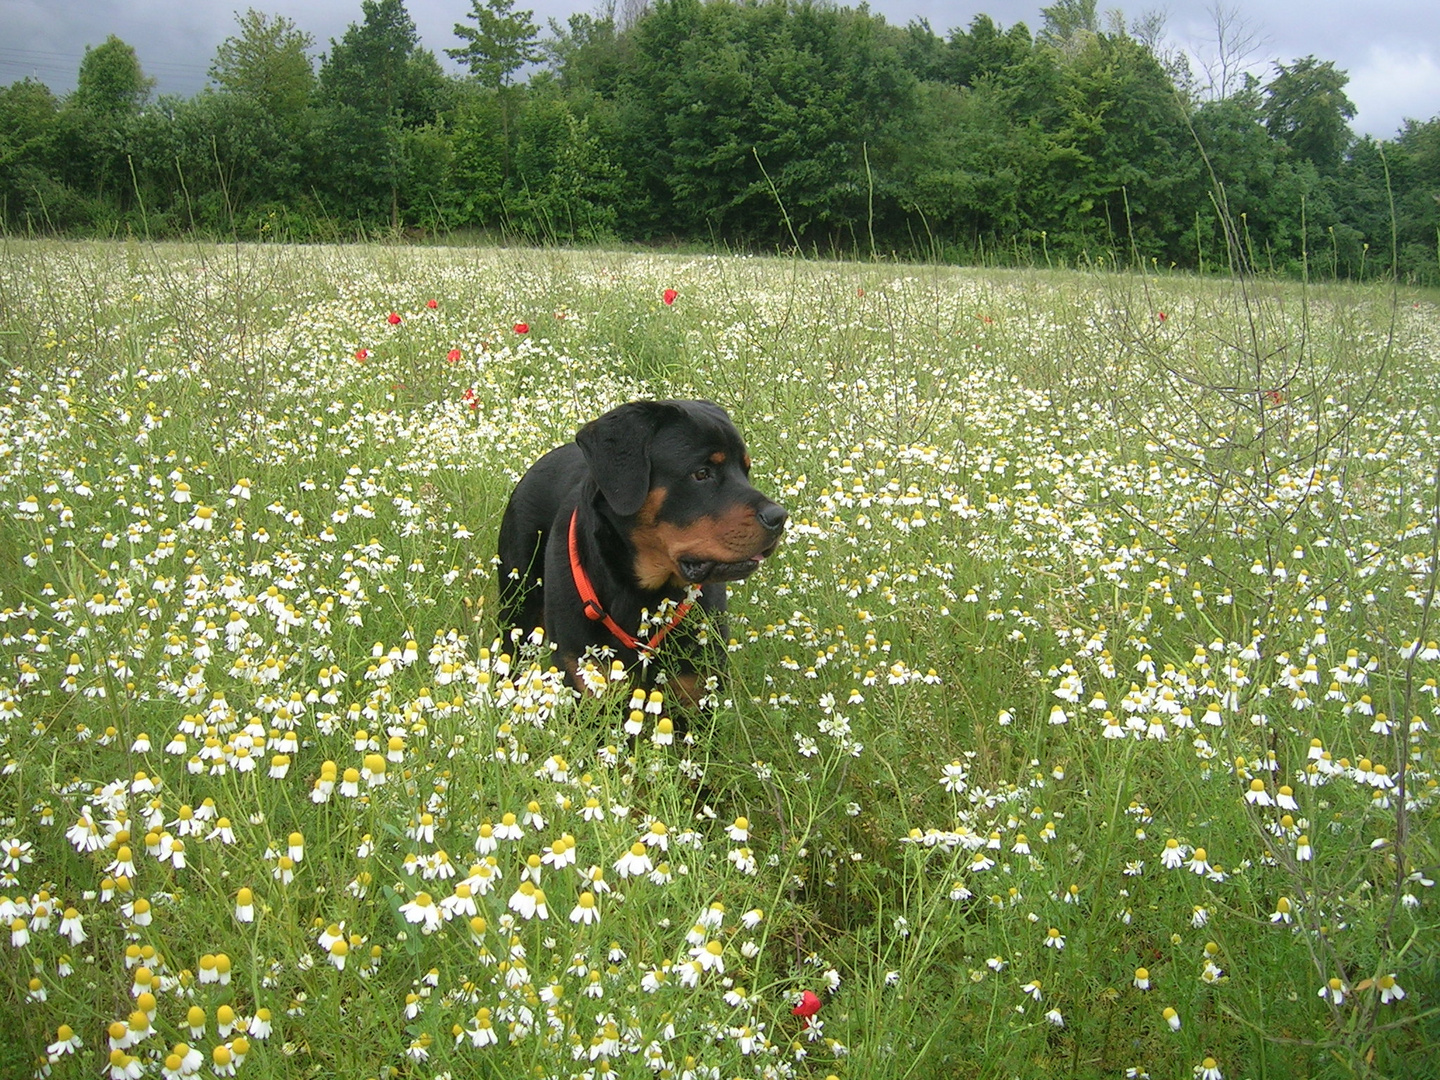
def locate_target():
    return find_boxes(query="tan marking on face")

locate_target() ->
[630,487,681,590]
[632,490,778,588]
[656,503,774,575]
[742,453,751,470]
[708,451,726,465]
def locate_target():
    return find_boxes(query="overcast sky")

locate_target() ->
[1,0,1435,138]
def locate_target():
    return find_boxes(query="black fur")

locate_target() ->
[497,400,786,695]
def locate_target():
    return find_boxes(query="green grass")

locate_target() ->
[0,238,1436,1080]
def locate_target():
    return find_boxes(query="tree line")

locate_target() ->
[1,0,1437,281]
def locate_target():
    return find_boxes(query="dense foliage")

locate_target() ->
[1,1,1437,281]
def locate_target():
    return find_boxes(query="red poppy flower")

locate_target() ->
[447,349,462,363]
[426,299,438,309]
[856,288,865,297]
[513,322,529,334]
[792,990,822,1026]
[462,387,478,410]
[388,312,402,325]
[663,288,678,305]
[354,348,369,361]
[1157,311,1168,321]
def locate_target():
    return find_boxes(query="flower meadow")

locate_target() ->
[0,240,1436,1080]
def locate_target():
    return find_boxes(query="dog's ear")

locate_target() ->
[576,401,683,516]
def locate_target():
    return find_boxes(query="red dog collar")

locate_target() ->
[568,510,692,654]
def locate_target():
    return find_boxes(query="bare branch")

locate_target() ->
[1196,1,1270,99]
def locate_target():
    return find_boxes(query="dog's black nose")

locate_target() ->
[757,502,788,535]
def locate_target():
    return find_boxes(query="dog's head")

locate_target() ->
[577,399,787,589]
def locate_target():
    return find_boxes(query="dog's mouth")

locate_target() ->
[678,540,780,585]
[679,556,762,584]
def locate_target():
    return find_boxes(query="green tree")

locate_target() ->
[0,79,59,150]
[0,79,65,228]
[1185,81,1337,275]
[50,37,153,220]
[1037,0,1098,49]
[444,87,508,227]
[1339,119,1440,284]
[318,0,452,127]
[209,9,315,120]
[945,15,1035,88]
[620,0,915,245]
[508,91,623,240]
[315,0,452,226]
[73,35,153,117]
[396,120,454,230]
[173,85,318,233]
[896,18,947,83]
[1042,30,1195,259]
[446,0,542,194]
[895,77,1047,251]
[1262,56,1355,174]
[447,0,541,90]
[543,11,627,97]
[201,9,317,230]
[1390,119,1440,284]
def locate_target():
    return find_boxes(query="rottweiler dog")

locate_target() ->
[497,399,787,707]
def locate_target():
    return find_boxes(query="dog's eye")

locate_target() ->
[691,467,712,482]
